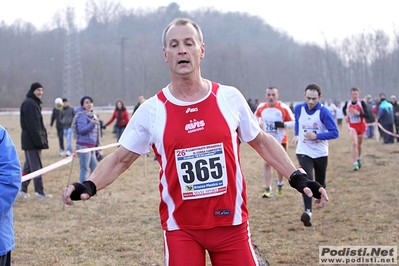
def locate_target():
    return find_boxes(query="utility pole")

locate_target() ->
[62,5,85,107]
[120,37,127,100]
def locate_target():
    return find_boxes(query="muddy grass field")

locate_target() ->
[1,112,398,266]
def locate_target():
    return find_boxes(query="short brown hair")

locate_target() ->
[305,84,322,96]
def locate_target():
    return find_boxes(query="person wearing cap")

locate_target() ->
[71,96,101,183]
[51,97,65,156]
[59,98,75,156]
[19,82,52,198]
[390,95,399,142]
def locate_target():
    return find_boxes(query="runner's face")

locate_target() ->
[163,24,204,76]
[304,89,320,110]
[265,88,279,106]
[351,90,360,101]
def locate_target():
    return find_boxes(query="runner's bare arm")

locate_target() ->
[62,146,140,205]
[248,131,296,178]
[248,131,329,205]
[89,146,140,190]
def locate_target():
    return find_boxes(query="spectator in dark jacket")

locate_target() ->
[19,82,52,198]
[50,97,64,156]
[390,95,399,142]
[247,98,256,113]
[59,98,75,156]
[132,95,146,116]
[364,95,376,138]
[377,93,394,144]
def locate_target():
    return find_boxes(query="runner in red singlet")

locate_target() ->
[342,87,369,170]
[62,18,329,266]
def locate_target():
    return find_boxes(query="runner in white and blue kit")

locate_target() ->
[292,84,339,227]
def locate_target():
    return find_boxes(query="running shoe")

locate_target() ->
[262,187,272,198]
[34,192,53,199]
[353,162,359,171]
[276,185,283,197]
[357,159,362,169]
[301,210,312,227]
[18,191,30,199]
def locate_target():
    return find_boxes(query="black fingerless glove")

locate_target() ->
[274,121,285,128]
[289,169,322,199]
[70,180,97,201]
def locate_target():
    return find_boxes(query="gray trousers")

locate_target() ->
[21,149,44,194]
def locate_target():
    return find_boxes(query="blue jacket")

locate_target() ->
[73,107,99,147]
[0,125,21,256]
[378,99,394,125]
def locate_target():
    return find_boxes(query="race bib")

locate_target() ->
[302,123,320,144]
[350,113,361,123]
[263,121,277,134]
[175,143,228,200]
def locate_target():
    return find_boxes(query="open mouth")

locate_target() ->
[178,60,190,64]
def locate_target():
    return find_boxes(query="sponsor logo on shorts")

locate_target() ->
[214,209,230,216]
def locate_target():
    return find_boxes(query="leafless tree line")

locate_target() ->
[0,1,398,108]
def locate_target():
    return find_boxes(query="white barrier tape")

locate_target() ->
[22,156,73,182]
[377,123,399,137]
[21,143,120,182]
[73,143,120,153]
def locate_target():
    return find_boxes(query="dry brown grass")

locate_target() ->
[1,112,398,266]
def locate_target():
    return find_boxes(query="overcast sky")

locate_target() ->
[1,0,398,45]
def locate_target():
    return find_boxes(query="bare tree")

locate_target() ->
[85,0,123,25]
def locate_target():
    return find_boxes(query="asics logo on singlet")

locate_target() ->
[186,107,198,113]
[185,119,205,133]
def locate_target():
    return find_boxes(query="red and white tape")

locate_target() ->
[367,122,399,137]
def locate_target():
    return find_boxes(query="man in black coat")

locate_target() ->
[19,82,52,198]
